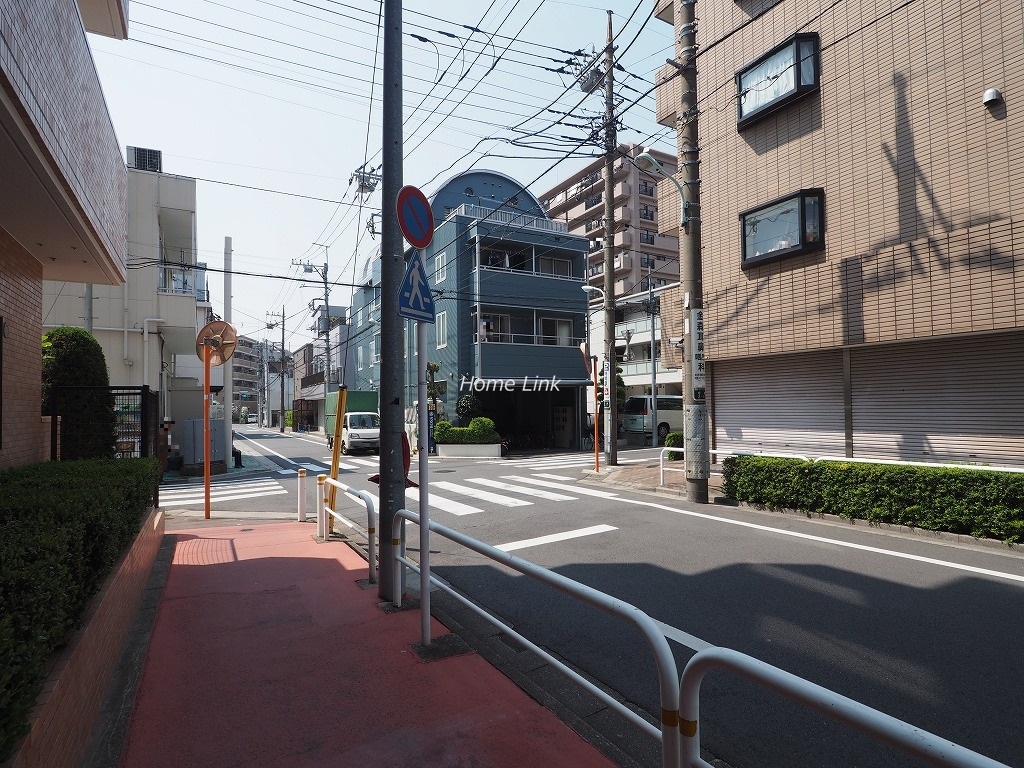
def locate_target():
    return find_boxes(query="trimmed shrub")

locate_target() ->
[664,431,684,461]
[721,456,1024,544]
[434,418,500,445]
[41,327,116,459]
[0,458,159,760]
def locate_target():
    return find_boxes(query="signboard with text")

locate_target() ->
[691,308,706,401]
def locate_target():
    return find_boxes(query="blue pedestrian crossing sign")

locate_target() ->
[398,250,435,322]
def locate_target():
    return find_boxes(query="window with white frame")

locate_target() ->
[480,313,511,342]
[434,251,446,282]
[372,332,381,363]
[356,346,364,370]
[737,33,819,129]
[436,311,448,349]
[539,317,572,346]
[741,188,824,268]
[537,255,571,277]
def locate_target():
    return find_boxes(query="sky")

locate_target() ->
[87,0,675,353]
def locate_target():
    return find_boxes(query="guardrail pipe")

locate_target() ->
[393,509,681,768]
[297,468,307,522]
[659,446,686,486]
[316,474,326,539]
[679,647,1010,768]
[322,478,378,584]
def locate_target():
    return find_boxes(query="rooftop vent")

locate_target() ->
[127,146,162,173]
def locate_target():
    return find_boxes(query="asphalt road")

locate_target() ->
[164,428,1024,768]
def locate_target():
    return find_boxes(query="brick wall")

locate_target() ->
[686,0,1024,360]
[0,227,43,470]
[5,508,165,768]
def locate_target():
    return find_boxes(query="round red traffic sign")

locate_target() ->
[396,185,434,249]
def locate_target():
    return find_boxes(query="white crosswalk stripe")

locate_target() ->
[160,478,287,507]
[465,477,576,501]
[405,487,481,516]
[347,458,380,467]
[496,524,617,552]
[500,475,620,498]
[432,481,532,507]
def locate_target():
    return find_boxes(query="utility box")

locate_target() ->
[181,419,227,465]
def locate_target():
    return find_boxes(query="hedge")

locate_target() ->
[722,456,1024,544]
[0,458,159,760]
[664,431,684,460]
[434,417,501,445]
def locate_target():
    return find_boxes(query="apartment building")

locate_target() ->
[43,150,217,453]
[653,0,1024,465]
[0,0,128,470]
[350,169,591,448]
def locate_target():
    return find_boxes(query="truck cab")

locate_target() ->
[339,411,380,455]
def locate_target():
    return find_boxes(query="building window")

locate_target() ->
[584,193,602,209]
[435,251,447,282]
[639,180,655,197]
[357,346,364,370]
[538,256,571,277]
[373,332,381,363]
[539,317,573,346]
[640,254,655,269]
[737,33,819,129]
[480,313,511,342]
[639,229,656,245]
[436,311,448,349]
[740,188,824,269]
[639,205,657,221]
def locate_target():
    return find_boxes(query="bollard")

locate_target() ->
[316,475,326,539]
[297,468,307,522]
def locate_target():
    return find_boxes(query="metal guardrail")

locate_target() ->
[659,446,686,486]
[316,474,378,584]
[678,647,1010,768]
[390,508,682,768]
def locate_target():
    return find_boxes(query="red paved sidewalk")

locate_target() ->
[119,522,617,768]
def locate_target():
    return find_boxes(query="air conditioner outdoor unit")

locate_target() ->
[127,146,162,173]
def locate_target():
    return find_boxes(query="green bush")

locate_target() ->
[0,458,159,760]
[721,456,1024,544]
[41,327,116,459]
[664,431,684,461]
[433,418,500,445]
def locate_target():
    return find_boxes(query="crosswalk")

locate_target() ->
[490,454,650,472]
[160,476,288,507]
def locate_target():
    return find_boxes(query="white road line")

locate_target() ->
[301,463,328,472]
[653,619,714,651]
[233,437,297,465]
[496,524,617,552]
[348,458,379,467]
[433,481,533,507]
[632,499,1024,586]
[406,487,482,516]
[465,478,576,501]
[161,489,289,507]
[502,476,620,498]
[160,481,280,497]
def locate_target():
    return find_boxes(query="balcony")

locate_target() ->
[655,62,682,127]
[656,177,682,237]
[654,0,674,25]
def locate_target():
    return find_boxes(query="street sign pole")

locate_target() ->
[416,317,430,646]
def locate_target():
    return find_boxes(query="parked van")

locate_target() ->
[620,395,684,443]
[340,411,380,455]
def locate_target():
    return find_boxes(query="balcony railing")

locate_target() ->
[474,332,585,346]
[453,204,569,234]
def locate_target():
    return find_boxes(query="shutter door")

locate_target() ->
[714,351,845,455]
[851,331,1024,466]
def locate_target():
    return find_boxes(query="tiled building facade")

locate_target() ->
[0,0,127,470]
[654,0,1024,464]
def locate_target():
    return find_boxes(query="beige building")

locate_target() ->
[539,144,683,413]
[653,0,1024,465]
[0,0,128,470]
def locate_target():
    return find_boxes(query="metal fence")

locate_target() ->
[50,386,160,461]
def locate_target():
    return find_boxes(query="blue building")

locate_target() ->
[345,170,591,449]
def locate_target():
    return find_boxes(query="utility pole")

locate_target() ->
[648,267,658,445]
[293,250,332,429]
[602,9,618,466]
[266,309,285,432]
[379,0,403,601]
[256,342,264,427]
[677,0,709,501]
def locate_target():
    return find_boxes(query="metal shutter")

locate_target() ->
[851,332,1024,466]
[714,351,845,455]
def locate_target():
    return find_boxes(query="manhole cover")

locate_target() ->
[433,469,455,473]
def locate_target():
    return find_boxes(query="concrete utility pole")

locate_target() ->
[379,0,404,601]
[602,10,618,467]
[312,243,332,397]
[224,236,234,459]
[266,309,285,431]
[677,0,709,502]
[648,267,658,445]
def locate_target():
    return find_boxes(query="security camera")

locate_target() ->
[669,337,684,345]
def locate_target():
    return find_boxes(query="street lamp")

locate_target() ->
[635,149,709,502]
[582,284,613,463]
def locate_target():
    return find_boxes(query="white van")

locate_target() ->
[621,395,684,443]
[340,411,380,455]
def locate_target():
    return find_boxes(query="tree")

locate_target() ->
[455,393,481,425]
[42,327,116,459]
